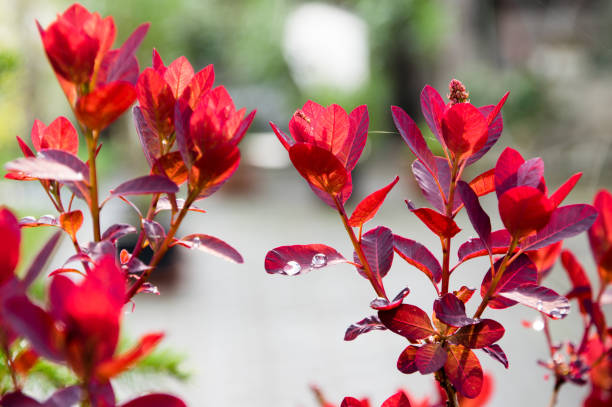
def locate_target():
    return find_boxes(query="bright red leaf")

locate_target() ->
[444,344,483,399]
[348,176,399,227]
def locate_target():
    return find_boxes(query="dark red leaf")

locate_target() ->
[449,319,505,348]
[173,234,243,264]
[416,343,447,374]
[348,176,399,227]
[466,98,506,165]
[407,202,461,238]
[3,296,63,362]
[441,103,488,160]
[370,287,410,311]
[397,345,419,374]
[344,315,387,341]
[457,181,491,252]
[561,250,592,315]
[392,105,436,176]
[521,204,598,251]
[101,224,138,243]
[497,284,570,319]
[378,304,435,341]
[345,105,369,171]
[411,159,445,213]
[480,344,509,368]
[393,234,442,283]
[356,226,394,280]
[516,158,544,189]
[480,254,537,309]
[589,190,612,281]
[381,391,411,407]
[264,244,346,276]
[420,85,446,146]
[103,23,149,84]
[142,219,165,252]
[44,385,83,407]
[133,106,160,167]
[341,398,366,407]
[444,344,483,399]
[0,391,42,406]
[109,175,178,197]
[5,156,86,182]
[457,229,512,262]
[122,394,186,407]
[22,231,62,288]
[434,293,478,327]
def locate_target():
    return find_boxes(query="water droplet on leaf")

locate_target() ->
[191,236,201,249]
[536,300,543,311]
[283,260,301,276]
[311,253,327,268]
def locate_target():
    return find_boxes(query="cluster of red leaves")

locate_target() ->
[1,2,256,406]
[265,80,601,404]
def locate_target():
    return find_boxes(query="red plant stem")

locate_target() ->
[125,193,195,302]
[436,368,458,407]
[333,195,387,299]
[441,157,460,295]
[473,238,519,319]
[85,129,101,241]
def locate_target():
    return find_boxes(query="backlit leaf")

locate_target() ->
[348,176,399,227]
[444,344,483,399]
[415,343,447,374]
[407,202,461,238]
[392,105,436,175]
[173,234,243,264]
[497,284,570,319]
[378,304,435,341]
[457,181,491,252]
[397,345,419,374]
[109,175,178,197]
[480,254,537,309]
[289,143,349,196]
[434,293,478,327]
[481,344,508,368]
[393,234,442,283]
[449,319,505,348]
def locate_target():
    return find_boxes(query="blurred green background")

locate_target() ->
[1,1,612,406]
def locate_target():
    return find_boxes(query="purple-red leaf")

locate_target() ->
[444,344,483,399]
[392,105,436,175]
[109,175,178,198]
[22,231,62,288]
[434,293,478,327]
[560,250,592,315]
[397,345,419,374]
[264,244,346,276]
[5,156,85,182]
[415,343,447,374]
[381,391,411,407]
[497,284,570,319]
[344,315,387,341]
[121,394,187,407]
[420,85,446,146]
[173,234,243,264]
[393,234,442,283]
[348,176,399,227]
[481,344,509,368]
[378,304,435,341]
[457,181,491,252]
[142,219,166,252]
[370,287,410,311]
[520,204,598,251]
[356,226,394,280]
[407,202,461,238]
[101,224,138,243]
[457,230,512,262]
[448,319,505,348]
[480,254,537,309]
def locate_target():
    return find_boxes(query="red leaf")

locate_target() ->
[341,398,367,407]
[521,204,598,251]
[173,234,243,264]
[393,234,442,283]
[102,22,149,84]
[34,116,79,154]
[516,158,545,190]
[468,103,505,165]
[59,210,83,241]
[370,287,410,311]
[344,315,387,341]
[408,203,461,238]
[122,394,187,407]
[449,319,505,348]
[392,105,436,176]
[381,391,411,407]
[164,56,194,98]
[134,106,162,166]
[344,105,369,171]
[356,226,394,280]
[589,190,612,281]
[441,103,488,160]
[97,332,164,379]
[495,147,525,198]
[378,304,435,341]
[0,208,20,285]
[416,343,447,374]
[22,231,62,289]
[5,155,86,182]
[289,143,349,196]
[526,241,563,278]
[348,176,399,227]
[498,186,554,239]
[265,244,346,275]
[454,286,476,304]
[136,68,175,137]
[434,294,478,328]
[182,65,215,108]
[550,172,582,208]
[561,250,592,315]
[397,345,419,374]
[153,152,188,186]
[191,145,241,199]
[468,168,495,197]
[497,284,570,319]
[101,224,138,243]
[313,104,351,160]
[480,254,537,309]
[444,344,483,399]
[110,175,178,198]
[76,81,136,131]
